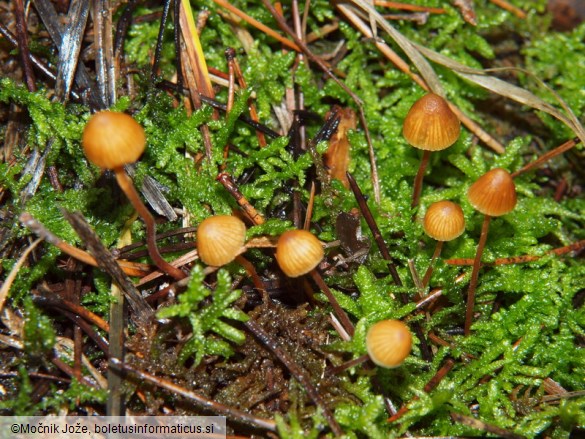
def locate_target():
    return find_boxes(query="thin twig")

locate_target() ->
[14,0,36,92]
[109,358,277,431]
[262,0,382,203]
[244,319,343,437]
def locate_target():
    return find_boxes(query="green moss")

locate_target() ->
[1,0,583,435]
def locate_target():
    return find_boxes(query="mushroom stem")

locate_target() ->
[411,150,431,209]
[309,270,355,337]
[464,214,491,335]
[329,354,370,374]
[114,169,186,280]
[422,240,444,289]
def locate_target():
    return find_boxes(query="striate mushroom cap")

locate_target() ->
[403,93,461,151]
[197,215,247,266]
[82,111,146,169]
[467,168,517,217]
[275,229,324,278]
[423,200,466,241]
[366,319,412,368]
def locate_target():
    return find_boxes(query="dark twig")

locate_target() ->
[61,210,155,330]
[14,0,36,92]
[346,172,402,286]
[262,0,381,202]
[244,319,344,437]
[152,0,173,82]
[113,0,140,60]
[511,137,581,178]
[347,172,433,361]
[309,270,355,337]
[387,358,455,422]
[33,289,110,333]
[109,358,277,432]
[450,412,526,439]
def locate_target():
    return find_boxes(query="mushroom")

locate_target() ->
[275,229,354,336]
[403,93,461,209]
[366,319,412,368]
[422,200,466,287]
[196,215,247,266]
[464,168,517,335]
[82,111,185,280]
[275,229,324,278]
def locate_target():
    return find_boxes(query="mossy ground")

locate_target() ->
[0,0,584,437]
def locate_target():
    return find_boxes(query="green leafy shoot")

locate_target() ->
[156,266,248,366]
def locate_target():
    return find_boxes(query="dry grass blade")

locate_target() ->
[61,210,154,330]
[93,0,116,107]
[338,1,505,154]
[54,0,89,102]
[350,0,443,93]
[180,0,214,99]
[32,0,104,108]
[414,45,585,144]
[0,238,42,314]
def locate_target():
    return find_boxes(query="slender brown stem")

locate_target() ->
[346,172,402,286]
[244,319,343,437]
[115,169,186,280]
[421,240,443,289]
[329,354,369,374]
[109,357,277,432]
[14,0,36,92]
[310,270,355,337]
[412,150,431,209]
[465,215,491,336]
[511,137,580,178]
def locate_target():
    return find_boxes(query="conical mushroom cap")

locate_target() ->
[403,93,461,151]
[467,168,517,216]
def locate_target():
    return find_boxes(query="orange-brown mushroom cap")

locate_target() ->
[82,111,146,169]
[366,319,412,368]
[275,229,324,278]
[403,93,461,151]
[467,168,517,216]
[423,200,466,241]
[197,215,247,266]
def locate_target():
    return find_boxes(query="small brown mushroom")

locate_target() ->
[196,215,247,267]
[464,168,517,335]
[366,319,412,368]
[403,93,461,209]
[82,111,185,280]
[422,200,466,287]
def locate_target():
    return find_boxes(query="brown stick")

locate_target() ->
[115,169,186,280]
[511,137,580,178]
[309,270,355,337]
[421,240,444,288]
[465,215,491,335]
[109,358,277,431]
[411,150,431,209]
[244,319,343,437]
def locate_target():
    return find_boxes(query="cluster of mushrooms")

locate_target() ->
[80,92,518,371]
[403,92,518,335]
